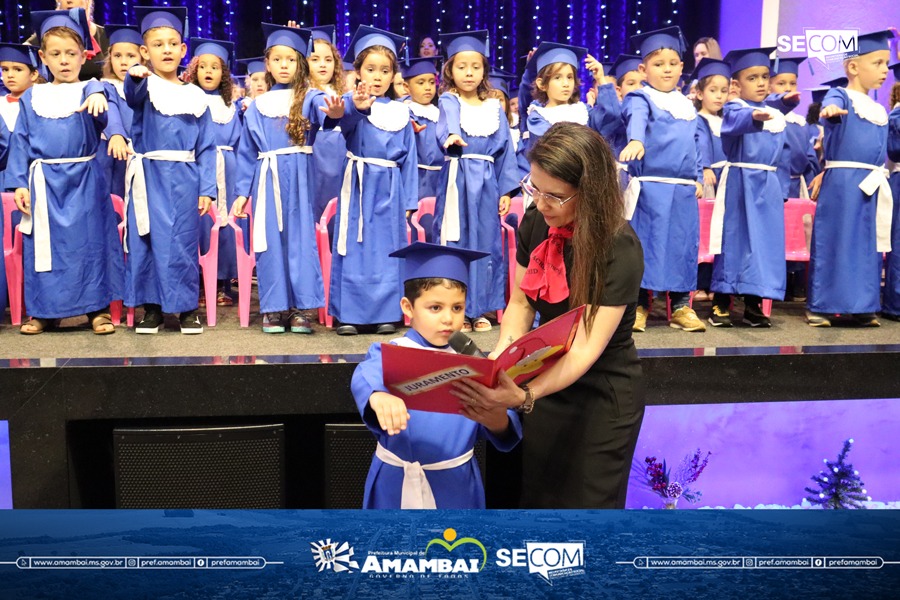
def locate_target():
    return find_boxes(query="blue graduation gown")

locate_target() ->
[311,86,346,220]
[234,84,328,314]
[777,111,820,199]
[879,105,900,316]
[97,79,132,199]
[519,100,592,180]
[0,96,20,318]
[409,101,443,199]
[6,81,124,318]
[350,328,522,509]
[432,93,519,318]
[808,88,888,314]
[329,95,418,325]
[621,85,702,292]
[198,90,240,281]
[588,83,627,157]
[124,74,217,313]
[696,112,726,182]
[711,96,791,299]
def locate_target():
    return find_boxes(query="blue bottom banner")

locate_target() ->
[0,510,898,598]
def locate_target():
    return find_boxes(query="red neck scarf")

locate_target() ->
[85,25,100,60]
[520,223,574,303]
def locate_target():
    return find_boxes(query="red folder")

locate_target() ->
[382,305,585,413]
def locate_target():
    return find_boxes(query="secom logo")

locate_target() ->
[777,29,859,67]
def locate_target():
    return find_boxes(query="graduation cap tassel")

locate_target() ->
[774,56,780,74]
[485,33,490,59]
[808,60,815,77]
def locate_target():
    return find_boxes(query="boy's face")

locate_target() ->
[39,34,86,83]
[0,61,38,95]
[401,283,466,347]
[247,71,267,97]
[407,72,436,104]
[639,48,683,93]
[848,50,890,91]
[140,28,187,77]
[617,70,644,100]
[735,66,770,102]
[769,72,797,94]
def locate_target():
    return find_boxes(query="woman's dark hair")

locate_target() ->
[528,122,624,333]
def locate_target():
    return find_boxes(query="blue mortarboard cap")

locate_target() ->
[191,38,234,65]
[694,57,731,81]
[262,23,313,56]
[402,56,440,79]
[723,47,776,74]
[820,76,848,88]
[31,8,91,44]
[0,42,40,69]
[808,87,829,104]
[134,6,187,38]
[528,41,588,73]
[770,56,806,77]
[630,26,687,58]
[611,54,642,80]
[389,242,489,285]
[236,57,266,76]
[439,30,490,59]
[345,25,407,62]
[488,67,516,96]
[307,25,336,44]
[890,61,900,80]
[856,30,894,56]
[105,24,143,48]
[342,60,356,71]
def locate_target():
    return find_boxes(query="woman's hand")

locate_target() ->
[369,392,410,436]
[451,370,526,412]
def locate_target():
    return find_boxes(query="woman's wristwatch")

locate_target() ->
[517,384,535,414]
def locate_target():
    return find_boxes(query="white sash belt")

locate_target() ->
[215,145,233,222]
[21,154,96,272]
[440,153,495,243]
[124,150,195,251]
[710,160,727,170]
[375,443,474,509]
[418,164,442,171]
[824,160,893,252]
[709,161,778,255]
[622,175,698,221]
[253,145,313,253]
[338,152,399,256]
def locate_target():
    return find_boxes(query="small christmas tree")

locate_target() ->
[804,438,871,509]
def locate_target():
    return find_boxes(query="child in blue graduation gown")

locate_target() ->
[351,242,522,509]
[189,38,240,307]
[619,27,705,333]
[883,70,900,319]
[233,25,343,334]
[709,47,800,327]
[124,7,216,334]
[404,57,443,200]
[7,10,123,334]
[806,31,895,326]
[770,58,821,200]
[330,26,419,336]
[97,25,142,199]
[307,26,348,221]
[432,30,519,333]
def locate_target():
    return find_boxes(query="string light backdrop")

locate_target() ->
[1,1,718,73]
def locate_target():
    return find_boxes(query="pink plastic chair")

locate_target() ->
[316,198,338,327]
[2,193,25,325]
[410,196,436,242]
[228,197,255,327]
[698,197,715,265]
[758,197,817,317]
[198,209,221,326]
[501,195,525,303]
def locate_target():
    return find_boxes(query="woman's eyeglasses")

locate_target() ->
[520,176,577,207]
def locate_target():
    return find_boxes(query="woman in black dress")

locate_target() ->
[454,122,645,508]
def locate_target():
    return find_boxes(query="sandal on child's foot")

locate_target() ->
[20,317,52,335]
[89,312,116,335]
[216,291,234,306]
[461,319,473,333]
[473,317,492,332]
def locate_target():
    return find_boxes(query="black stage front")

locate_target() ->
[2,302,899,509]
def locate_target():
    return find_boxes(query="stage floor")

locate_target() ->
[2,297,899,359]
